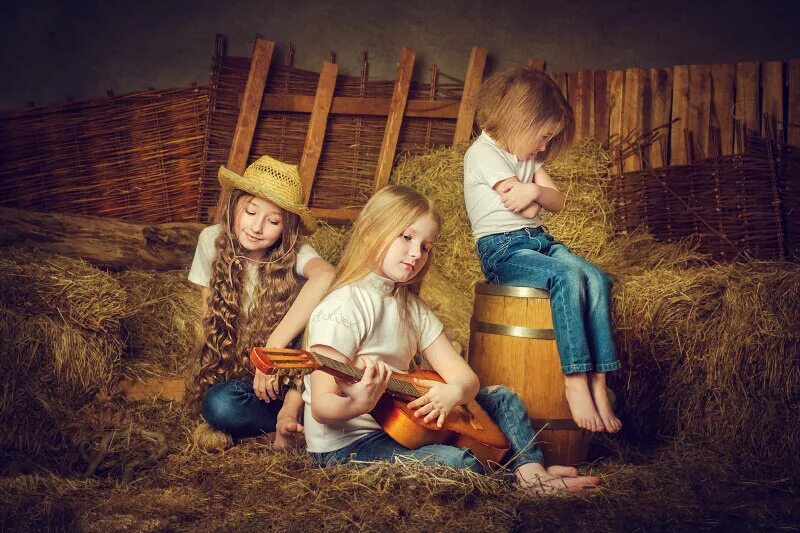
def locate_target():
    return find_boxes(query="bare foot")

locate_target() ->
[564,373,605,432]
[589,373,622,433]
[516,463,601,494]
[273,417,305,451]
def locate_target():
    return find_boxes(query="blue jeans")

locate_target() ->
[311,386,544,472]
[201,380,282,441]
[477,227,620,374]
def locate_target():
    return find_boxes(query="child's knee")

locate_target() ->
[201,383,242,429]
[554,264,586,288]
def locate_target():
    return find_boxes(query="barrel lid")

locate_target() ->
[474,283,550,299]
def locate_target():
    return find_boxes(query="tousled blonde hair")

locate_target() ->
[328,185,441,351]
[476,67,575,161]
[186,189,302,413]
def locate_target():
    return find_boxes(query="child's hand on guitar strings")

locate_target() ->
[336,357,393,414]
[407,380,463,428]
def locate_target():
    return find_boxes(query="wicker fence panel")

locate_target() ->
[0,87,208,223]
[613,136,794,260]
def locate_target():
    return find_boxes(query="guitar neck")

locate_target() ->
[312,352,422,400]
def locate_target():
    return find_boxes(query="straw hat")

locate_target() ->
[218,155,316,233]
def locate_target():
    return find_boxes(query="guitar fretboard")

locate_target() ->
[312,352,422,399]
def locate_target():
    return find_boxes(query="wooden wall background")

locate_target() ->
[0,37,797,260]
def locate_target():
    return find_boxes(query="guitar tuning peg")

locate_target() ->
[293,377,303,388]
[282,376,291,386]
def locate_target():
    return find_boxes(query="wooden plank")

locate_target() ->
[373,48,416,193]
[453,46,488,145]
[687,64,711,162]
[551,72,568,100]
[621,68,648,171]
[119,378,185,402]
[607,70,625,150]
[568,71,594,141]
[566,72,582,140]
[789,59,800,147]
[649,67,673,168]
[528,58,546,72]
[227,39,275,174]
[735,61,760,145]
[710,63,735,156]
[299,61,338,204]
[310,207,361,224]
[592,69,608,145]
[761,61,784,141]
[259,94,461,118]
[670,65,690,164]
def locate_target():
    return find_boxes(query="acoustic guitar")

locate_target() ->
[250,347,511,466]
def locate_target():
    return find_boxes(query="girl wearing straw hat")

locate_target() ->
[186,155,334,449]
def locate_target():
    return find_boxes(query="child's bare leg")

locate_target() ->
[515,463,600,493]
[273,388,305,450]
[589,372,622,433]
[564,372,605,432]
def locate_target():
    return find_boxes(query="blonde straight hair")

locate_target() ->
[328,185,441,346]
[476,66,575,162]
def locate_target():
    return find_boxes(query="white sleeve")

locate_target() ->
[306,288,366,362]
[187,225,220,288]
[295,243,322,278]
[465,144,518,189]
[412,297,444,351]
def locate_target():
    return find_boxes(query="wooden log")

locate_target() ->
[735,61,760,147]
[710,64,735,156]
[789,60,800,148]
[649,67,673,168]
[299,61,339,204]
[671,65,690,165]
[453,46,488,145]
[0,206,204,271]
[258,94,461,118]
[373,48,415,193]
[761,61,784,140]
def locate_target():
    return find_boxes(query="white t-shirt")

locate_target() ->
[463,131,545,241]
[187,224,321,310]
[302,272,444,453]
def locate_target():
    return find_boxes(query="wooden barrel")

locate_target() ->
[468,283,590,466]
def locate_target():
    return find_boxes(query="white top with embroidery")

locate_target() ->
[187,224,321,310]
[302,272,444,453]
[463,131,545,241]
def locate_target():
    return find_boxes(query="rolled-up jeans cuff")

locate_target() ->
[595,361,621,372]
[561,362,593,374]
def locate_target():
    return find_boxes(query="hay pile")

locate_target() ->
[1,404,797,531]
[614,261,800,472]
[116,270,202,380]
[0,248,125,456]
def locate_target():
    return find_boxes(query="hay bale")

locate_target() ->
[0,247,126,333]
[0,306,123,456]
[419,265,472,349]
[391,140,617,297]
[303,222,352,266]
[613,261,800,471]
[116,270,202,379]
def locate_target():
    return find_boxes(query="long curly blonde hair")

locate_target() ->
[187,189,302,413]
